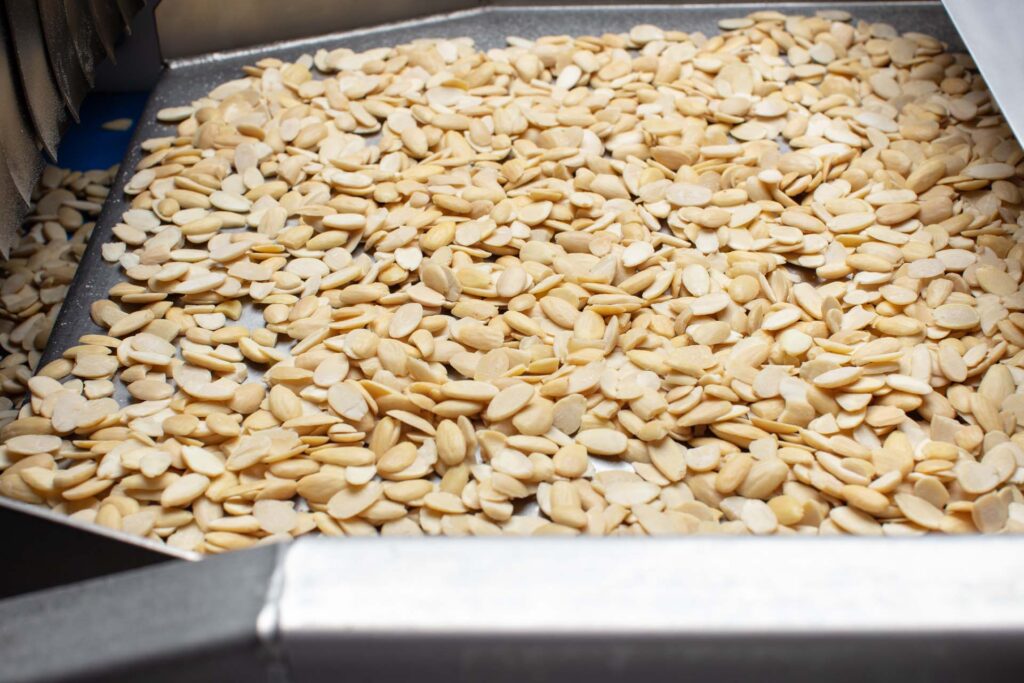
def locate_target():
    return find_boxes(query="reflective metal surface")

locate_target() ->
[275,537,1024,682]
[942,0,1024,143]
[0,0,141,250]
[2,536,1023,681]
[280,537,1024,634]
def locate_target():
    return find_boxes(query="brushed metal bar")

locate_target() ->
[275,537,1024,682]
[38,0,89,118]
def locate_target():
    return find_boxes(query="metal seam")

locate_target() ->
[256,542,292,683]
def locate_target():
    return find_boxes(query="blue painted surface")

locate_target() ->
[55,93,150,171]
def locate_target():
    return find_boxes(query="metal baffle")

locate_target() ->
[0,0,143,249]
[4,0,68,161]
[274,538,1024,682]
[2,536,1024,681]
[941,0,1024,143]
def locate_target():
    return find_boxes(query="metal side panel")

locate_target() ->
[37,0,90,118]
[941,0,1024,143]
[154,0,471,60]
[0,497,194,599]
[0,544,279,683]
[153,0,968,60]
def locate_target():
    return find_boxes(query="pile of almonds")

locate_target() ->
[3,9,1024,552]
[0,167,113,409]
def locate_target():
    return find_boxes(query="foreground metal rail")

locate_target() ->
[2,536,1024,681]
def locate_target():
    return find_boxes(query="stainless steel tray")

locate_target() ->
[12,0,969,566]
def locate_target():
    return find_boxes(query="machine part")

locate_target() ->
[89,0,124,62]
[154,0,468,60]
[115,0,145,33]
[3,0,68,161]
[37,0,90,118]
[152,0,968,60]
[942,0,1024,143]
[4,0,67,160]
[62,0,101,88]
[1,6,1021,680]
[0,163,27,259]
[0,8,43,209]
[0,543,278,683]
[0,0,142,251]
[1,536,1024,681]
[0,499,181,599]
